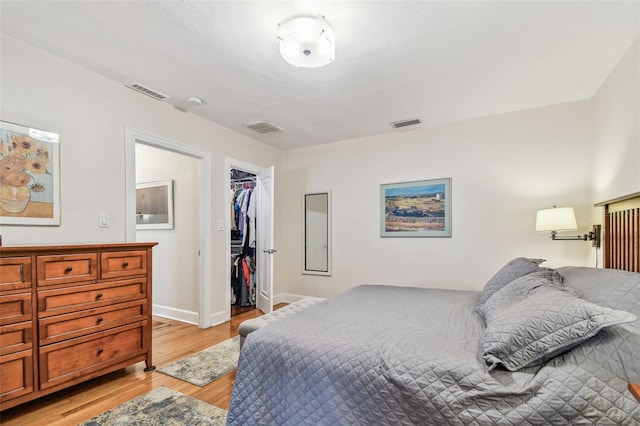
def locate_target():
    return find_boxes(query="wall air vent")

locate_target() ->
[125,82,170,101]
[390,118,422,129]
[242,121,283,134]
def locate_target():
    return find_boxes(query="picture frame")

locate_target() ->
[380,178,451,237]
[136,179,174,230]
[0,121,61,226]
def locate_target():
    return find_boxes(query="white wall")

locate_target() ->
[135,144,200,323]
[591,37,639,204]
[590,38,639,262]
[278,101,594,298]
[0,35,281,325]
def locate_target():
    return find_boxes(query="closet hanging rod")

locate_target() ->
[230,177,256,183]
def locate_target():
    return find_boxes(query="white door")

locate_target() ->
[256,166,275,314]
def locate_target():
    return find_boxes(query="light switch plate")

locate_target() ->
[99,213,109,228]
[217,219,225,231]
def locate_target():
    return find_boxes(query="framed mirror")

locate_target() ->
[303,191,331,276]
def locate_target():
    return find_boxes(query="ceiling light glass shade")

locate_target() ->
[536,207,578,232]
[277,13,335,68]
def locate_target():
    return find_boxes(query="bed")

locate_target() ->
[227,260,640,425]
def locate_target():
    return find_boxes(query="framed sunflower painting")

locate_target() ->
[0,121,61,225]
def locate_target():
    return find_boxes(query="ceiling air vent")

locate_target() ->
[390,118,422,129]
[125,82,170,101]
[242,121,283,134]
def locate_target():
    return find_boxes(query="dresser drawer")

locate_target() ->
[0,257,32,292]
[37,254,98,287]
[0,350,34,403]
[0,322,32,356]
[39,322,146,389]
[38,278,147,318]
[0,293,32,326]
[101,250,147,280]
[39,300,147,345]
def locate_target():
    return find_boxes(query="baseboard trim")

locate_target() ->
[209,310,226,328]
[152,304,198,325]
[156,296,312,328]
[274,293,312,304]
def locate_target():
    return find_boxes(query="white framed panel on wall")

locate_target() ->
[135,179,174,230]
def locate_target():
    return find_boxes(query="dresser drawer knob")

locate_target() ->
[97,317,104,323]
[97,348,104,354]
[64,266,73,273]
[122,262,129,268]
[96,293,103,299]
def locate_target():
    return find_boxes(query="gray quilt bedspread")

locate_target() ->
[227,284,640,425]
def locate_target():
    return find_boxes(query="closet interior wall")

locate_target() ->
[230,169,257,314]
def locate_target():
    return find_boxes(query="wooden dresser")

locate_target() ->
[0,242,157,410]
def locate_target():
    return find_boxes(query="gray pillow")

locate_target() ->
[557,266,640,320]
[475,257,546,311]
[477,268,563,320]
[481,285,637,371]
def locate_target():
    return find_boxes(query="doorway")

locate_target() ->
[136,144,201,324]
[230,169,256,317]
[125,128,214,328]
[225,158,274,319]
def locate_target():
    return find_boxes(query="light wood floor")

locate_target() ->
[0,306,281,426]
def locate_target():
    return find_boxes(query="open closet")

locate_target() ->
[230,169,257,316]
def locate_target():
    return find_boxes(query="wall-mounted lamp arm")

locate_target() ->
[550,225,601,248]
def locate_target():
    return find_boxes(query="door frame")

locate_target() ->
[125,128,213,328]
[225,157,273,320]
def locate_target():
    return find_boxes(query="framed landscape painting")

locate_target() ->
[380,178,451,237]
[0,121,61,226]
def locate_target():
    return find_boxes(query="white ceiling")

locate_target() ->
[1,1,638,150]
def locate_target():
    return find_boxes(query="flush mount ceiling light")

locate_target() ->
[277,13,335,68]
